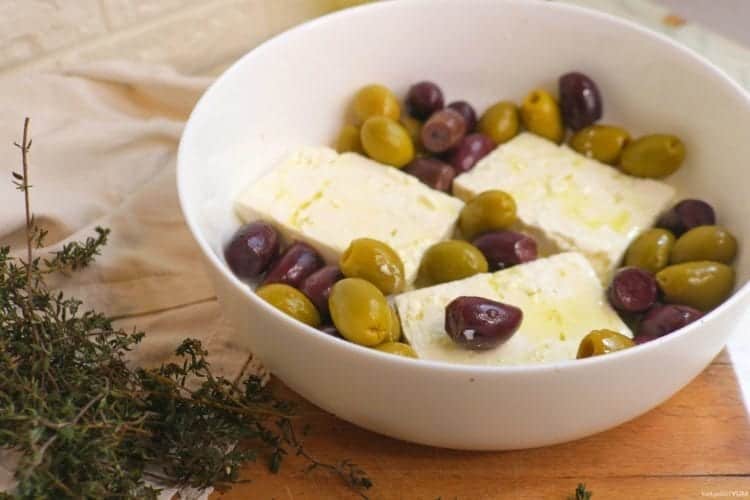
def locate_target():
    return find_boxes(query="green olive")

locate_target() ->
[569,125,630,164]
[478,101,520,145]
[387,305,402,342]
[656,261,735,311]
[360,116,415,168]
[340,238,405,294]
[671,226,738,265]
[459,190,518,239]
[329,278,391,346]
[400,115,424,152]
[256,284,321,327]
[353,84,400,124]
[521,89,564,143]
[625,228,675,274]
[374,342,417,358]
[619,134,685,178]
[418,240,488,285]
[577,329,634,359]
[335,124,364,154]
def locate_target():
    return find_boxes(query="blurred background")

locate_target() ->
[1,0,748,78]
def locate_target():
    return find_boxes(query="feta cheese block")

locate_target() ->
[235,147,464,285]
[452,133,675,280]
[394,252,632,365]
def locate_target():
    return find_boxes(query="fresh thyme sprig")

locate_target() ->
[568,483,593,500]
[0,118,372,499]
[43,227,110,274]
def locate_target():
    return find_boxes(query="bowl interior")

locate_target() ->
[179,0,750,326]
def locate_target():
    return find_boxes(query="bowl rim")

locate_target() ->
[177,0,750,375]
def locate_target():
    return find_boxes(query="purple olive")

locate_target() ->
[471,231,537,271]
[262,241,324,288]
[608,267,659,313]
[636,303,703,343]
[224,221,280,279]
[448,101,478,132]
[444,296,522,350]
[406,81,444,120]
[300,265,344,317]
[404,157,456,192]
[421,108,467,153]
[657,199,716,236]
[559,72,603,131]
[446,133,494,173]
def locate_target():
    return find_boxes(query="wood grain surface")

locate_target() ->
[211,352,750,500]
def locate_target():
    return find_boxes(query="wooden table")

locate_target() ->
[212,350,750,499]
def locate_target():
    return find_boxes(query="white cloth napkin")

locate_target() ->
[0,60,262,374]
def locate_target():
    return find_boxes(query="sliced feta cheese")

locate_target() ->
[452,133,675,280]
[235,147,464,285]
[394,253,631,365]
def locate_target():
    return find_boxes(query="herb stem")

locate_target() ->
[29,390,105,475]
[21,117,32,291]
[232,353,258,393]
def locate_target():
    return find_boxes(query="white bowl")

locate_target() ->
[178,0,750,450]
